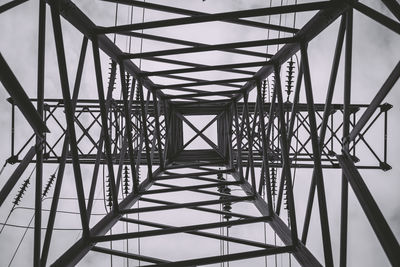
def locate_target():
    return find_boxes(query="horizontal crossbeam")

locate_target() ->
[91,246,169,264]
[123,38,295,59]
[97,1,333,33]
[143,61,270,77]
[140,180,241,195]
[119,217,275,249]
[103,0,298,33]
[156,78,251,90]
[92,216,271,242]
[141,246,293,267]
[121,195,254,214]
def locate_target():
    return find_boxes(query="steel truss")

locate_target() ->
[0,0,399,266]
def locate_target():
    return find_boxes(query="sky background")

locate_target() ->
[0,0,399,266]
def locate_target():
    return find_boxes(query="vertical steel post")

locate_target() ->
[301,14,346,244]
[138,82,153,179]
[11,100,15,159]
[87,60,116,219]
[340,9,352,267]
[227,105,234,170]
[243,93,256,191]
[92,37,120,212]
[233,100,244,181]
[264,85,278,211]
[276,64,303,215]
[119,64,139,192]
[301,43,334,267]
[152,91,165,170]
[256,80,273,214]
[274,65,298,245]
[40,36,88,267]
[34,1,46,265]
[50,4,90,238]
[162,99,170,165]
[337,152,400,267]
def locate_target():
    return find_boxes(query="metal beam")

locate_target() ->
[140,181,241,195]
[120,217,275,249]
[340,10,352,267]
[301,14,346,245]
[229,171,322,266]
[40,38,87,266]
[103,0,298,33]
[141,56,256,76]
[164,90,240,100]
[337,152,400,267]
[119,64,139,192]
[142,61,270,77]
[242,92,256,191]
[91,246,169,264]
[50,4,90,238]
[45,0,167,101]
[231,2,348,101]
[86,58,114,220]
[350,1,400,35]
[175,112,225,159]
[348,60,400,142]
[156,78,250,90]
[152,90,165,169]
[92,37,120,212]
[93,216,270,242]
[34,1,46,265]
[120,31,271,59]
[178,113,224,152]
[121,195,254,214]
[51,168,162,266]
[0,0,28,14]
[123,38,295,59]
[140,196,251,219]
[142,246,292,267]
[97,1,333,33]
[138,82,154,179]
[157,169,233,180]
[301,43,333,267]
[381,0,400,21]
[256,81,273,214]
[274,65,299,244]
[0,53,49,136]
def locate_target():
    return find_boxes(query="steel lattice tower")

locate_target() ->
[0,0,399,266]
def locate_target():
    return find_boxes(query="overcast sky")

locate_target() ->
[0,0,399,266]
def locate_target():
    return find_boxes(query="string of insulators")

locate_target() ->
[270,167,277,197]
[123,166,130,195]
[217,173,225,193]
[262,80,267,103]
[285,58,295,102]
[13,178,30,206]
[222,187,232,221]
[108,60,116,91]
[106,175,113,208]
[137,165,141,184]
[284,178,289,210]
[126,73,131,98]
[42,173,56,198]
[217,173,232,221]
[136,82,141,101]
[271,74,276,100]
